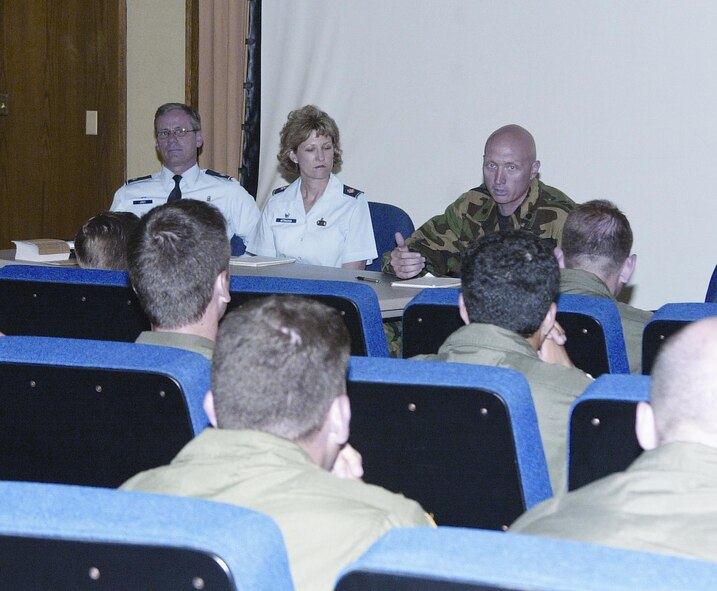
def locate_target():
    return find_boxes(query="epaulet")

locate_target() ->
[343,185,364,198]
[272,185,289,195]
[126,174,151,185]
[205,169,234,181]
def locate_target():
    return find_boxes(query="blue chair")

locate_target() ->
[556,294,629,376]
[366,201,415,272]
[0,481,294,590]
[229,275,389,357]
[0,264,149,341]
[642,303,717,374]
[335,527,717,591]
[705,265,717,302]
[401,288,462,358]
[347,357,551,530]
[0,336,210,487]
[568,374,650,491]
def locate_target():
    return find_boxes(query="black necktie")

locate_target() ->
[167,174,182,202]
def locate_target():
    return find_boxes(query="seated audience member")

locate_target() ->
[383,124,576,278]
[74,211,139,270]
[249,105,377,268]
[110,102,260,250]
[126,200,231,360]
[558,200,652,373]
[511,317,717,563]
[122,295,432,591]
[414,231,592,492]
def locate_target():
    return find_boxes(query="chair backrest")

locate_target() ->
[347,356,551,530]
[401,288,462,358]
[334,527,717,591]
[0,264,149,341]
[0,336,210,487]
[366,201,415,272]
[642,302,717,374]
[556,294,630,376]
[567,374,650,491]
[705,265,717,302]
[402,291,630,377]
[229,275,389,356]
[0,481,294,591]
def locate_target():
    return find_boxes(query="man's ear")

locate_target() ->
[203,390,218,428]
[539,302,557,338]
[554,246,565,269]
[195,130,204,149]
[214,271,231,305]
[530,159,541,180]
[618,254,637,286]
[635,401,658,451]
[458,293,470,325]
[328,394,351,446]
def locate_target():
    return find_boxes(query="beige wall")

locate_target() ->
[126,0,186,179]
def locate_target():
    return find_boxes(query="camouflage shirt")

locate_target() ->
[382,179,576,277]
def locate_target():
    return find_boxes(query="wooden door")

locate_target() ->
[0,1,125,248]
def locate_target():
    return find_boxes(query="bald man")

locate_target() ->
[510,317,717,563]
[383,124,576,278]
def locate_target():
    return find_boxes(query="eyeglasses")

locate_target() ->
[156,127,198,140]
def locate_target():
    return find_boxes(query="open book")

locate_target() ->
[391,274,461,289]
[13,239,71,262]
[230,255,296,268]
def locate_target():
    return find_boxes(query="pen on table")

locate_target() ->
[356,276,381,284]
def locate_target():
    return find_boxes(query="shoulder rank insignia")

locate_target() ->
[272,185,289,195]
[343,185,363,198]
[205,169,234,181]
[126,174,152,185]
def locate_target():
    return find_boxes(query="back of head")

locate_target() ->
[649,317,717,446]
[75,211,139,270]
[277,105,343,178]
[127,200,229,329]
[562,200,632,277]
[211,295,350,441]
[461,231,559,336]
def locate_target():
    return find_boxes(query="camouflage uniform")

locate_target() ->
[382,178,576,277]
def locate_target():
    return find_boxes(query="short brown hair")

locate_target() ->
[153,103,201,134]
[562,200,633,276]
[211,295,350,440]
[75,211,139,270]
[277,105,343,178]
[127,200,229,329]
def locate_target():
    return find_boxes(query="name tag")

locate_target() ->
[276,218,297,224]
[132,199,153,205]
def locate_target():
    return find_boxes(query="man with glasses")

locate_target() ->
[111,103,259,252]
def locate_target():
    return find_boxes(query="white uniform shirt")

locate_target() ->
[250,174,377,267]
[110,164,260,242]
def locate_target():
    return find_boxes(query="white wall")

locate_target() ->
[126,0,186,179]
[261,1,717,309]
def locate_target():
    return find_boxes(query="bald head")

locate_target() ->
[649,317,717,446]
[484,125,537,162]
[482,125,540,216]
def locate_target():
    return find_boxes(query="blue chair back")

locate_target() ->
[0,264,149,340]
[335,527,717,591]
[0,481,294,591]
[568,374,650,491]
[0,336,210,487]
[401,288,462,358]
[705,265,717,302]
[642,302,717,374]
[366,201,415,272]
[556,294,629,376]
[347,357,551,529]
[229,275,389,356]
